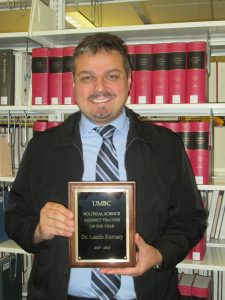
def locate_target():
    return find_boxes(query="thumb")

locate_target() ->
[135,233,145,249]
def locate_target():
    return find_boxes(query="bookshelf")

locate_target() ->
[1,1,225,298]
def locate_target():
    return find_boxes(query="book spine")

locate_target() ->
[186,42,207,104]
[191,275,212,299]
[161,122,179,132]
[126,44,136,104]
[49,47,63,105]
[218,61,225,103]
[178,273,195,299]
[22,52,32,106]
[47,121,63,129]
[33,121,48,136]
[62,46,76,105]
[208,60,217,103]
[32,47,49,105]
[135,44,153,104]
[191,121,209,184]
[0,49,15,106]
[191,233,206,260]
[169,42,187,104]
[152,43,169,104]
[178,122,193,165]
[14,51,23,106]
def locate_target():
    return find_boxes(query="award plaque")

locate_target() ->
[68,181,136,267]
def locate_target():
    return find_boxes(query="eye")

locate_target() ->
[79,75,94,83]
[105,73,120,81]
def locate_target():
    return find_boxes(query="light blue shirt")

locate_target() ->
[68,109,136,299]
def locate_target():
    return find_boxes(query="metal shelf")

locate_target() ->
[1,103,225,117]
[0,32,39,49]
[0,240,28,254]
[178,247,225,271]
[1,240,225,272]
[30,20,225,54]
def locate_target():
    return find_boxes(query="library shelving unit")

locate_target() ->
[1,0,225,295]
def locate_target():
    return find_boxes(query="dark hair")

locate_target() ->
[72,32,131,76]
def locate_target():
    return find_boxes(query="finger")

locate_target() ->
[43,202,74,227]
[45,202,74,219]
[99,267,137,276]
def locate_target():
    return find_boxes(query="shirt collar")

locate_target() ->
[80,108,129,136]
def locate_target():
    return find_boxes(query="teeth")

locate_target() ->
[92,98,109,103]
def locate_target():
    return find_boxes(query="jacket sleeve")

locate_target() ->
[5,137,49,254]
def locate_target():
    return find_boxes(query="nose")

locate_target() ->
[94,77,106,91]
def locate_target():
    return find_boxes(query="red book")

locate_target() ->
[161,122,179,132]
[169,42,187,104]
[47,121,62,129]
[191,122,210,184]
[178,122,193,165]
[135,44,152,104]
[62,46,76,105]
[178,273,195,299]
[186,42,207,103]
[49,47,63,105]
[32,47,49,105]
[126,44,136,104]
[33,121,48,136]
[191,275,212,300]
[191,233,206,261]
[152,43,169,104]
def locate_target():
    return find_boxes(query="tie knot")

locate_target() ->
[94,125,116,139]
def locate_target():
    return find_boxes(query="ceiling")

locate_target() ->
[1,0,225,33]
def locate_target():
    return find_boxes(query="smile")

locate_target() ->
[91,97,112,103]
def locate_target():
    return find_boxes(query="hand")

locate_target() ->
[34,202,74,243]
[99,233,163,277]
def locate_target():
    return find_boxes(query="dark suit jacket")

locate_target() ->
[5,107,207,300]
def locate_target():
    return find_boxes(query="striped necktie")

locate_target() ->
[91,125,121,300]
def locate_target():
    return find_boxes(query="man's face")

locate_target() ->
[73,50,131,125]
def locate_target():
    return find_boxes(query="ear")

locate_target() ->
[128,70,132,90]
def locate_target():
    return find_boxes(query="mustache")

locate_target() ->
[88,91,116,100]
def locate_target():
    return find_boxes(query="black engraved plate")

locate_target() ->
[69,182,136,267]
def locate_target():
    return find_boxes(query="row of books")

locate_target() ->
[32,46,76,106]
[127,41,208,104]
[206,190,225,241]
[209,59,225,103]
[31,42,208,106]
[2,44,225,107]
[150,121,210,185]
[178,273,212,299]
[0,49,31,106]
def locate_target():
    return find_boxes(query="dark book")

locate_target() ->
[0,255,22,300]
[0,49,15,106]
[0,189,9,243]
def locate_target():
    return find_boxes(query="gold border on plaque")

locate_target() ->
[68,181,136,267]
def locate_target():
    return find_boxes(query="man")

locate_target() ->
[5,33,207,300]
